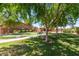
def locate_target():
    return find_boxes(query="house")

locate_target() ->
[0,25,8,35]
[33,27,63,33]
[0,23,32,35]
[16,23,32,31]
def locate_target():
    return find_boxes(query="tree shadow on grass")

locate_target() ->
[0,34,79,56]
[58,33,79,38]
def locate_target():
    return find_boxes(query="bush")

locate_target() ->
[63,28,75,33]
[63,29,72,33]
[76,27,79,34]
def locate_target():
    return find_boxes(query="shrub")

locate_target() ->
[63,28,75,33]
[76,27,79,34]
[63,28,72,33]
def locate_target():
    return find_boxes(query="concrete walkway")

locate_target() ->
[0,34,45,43]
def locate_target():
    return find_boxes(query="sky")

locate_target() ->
[74,18,79,27]
[66,18,79,28]
[32,18,79,28]
[32,22,42,28]
[32,23,40,28]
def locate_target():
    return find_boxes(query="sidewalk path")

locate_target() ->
[0,34,45,43]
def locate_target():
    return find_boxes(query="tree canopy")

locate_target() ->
[0,3,79,41]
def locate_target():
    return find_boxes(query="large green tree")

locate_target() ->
[31,3,79,42]
[0,3,79,41]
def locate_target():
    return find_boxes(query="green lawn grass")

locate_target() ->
[0,32,37,39]
[0,33,79,56]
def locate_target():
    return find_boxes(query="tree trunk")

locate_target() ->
[56,26,58,34]
[56,26,59,38]
[45,23,48,42]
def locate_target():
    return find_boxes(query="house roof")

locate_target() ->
[16,23,32,30]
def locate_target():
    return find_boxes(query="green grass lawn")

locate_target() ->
[0,33,79,56]
[0,32,37,39]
